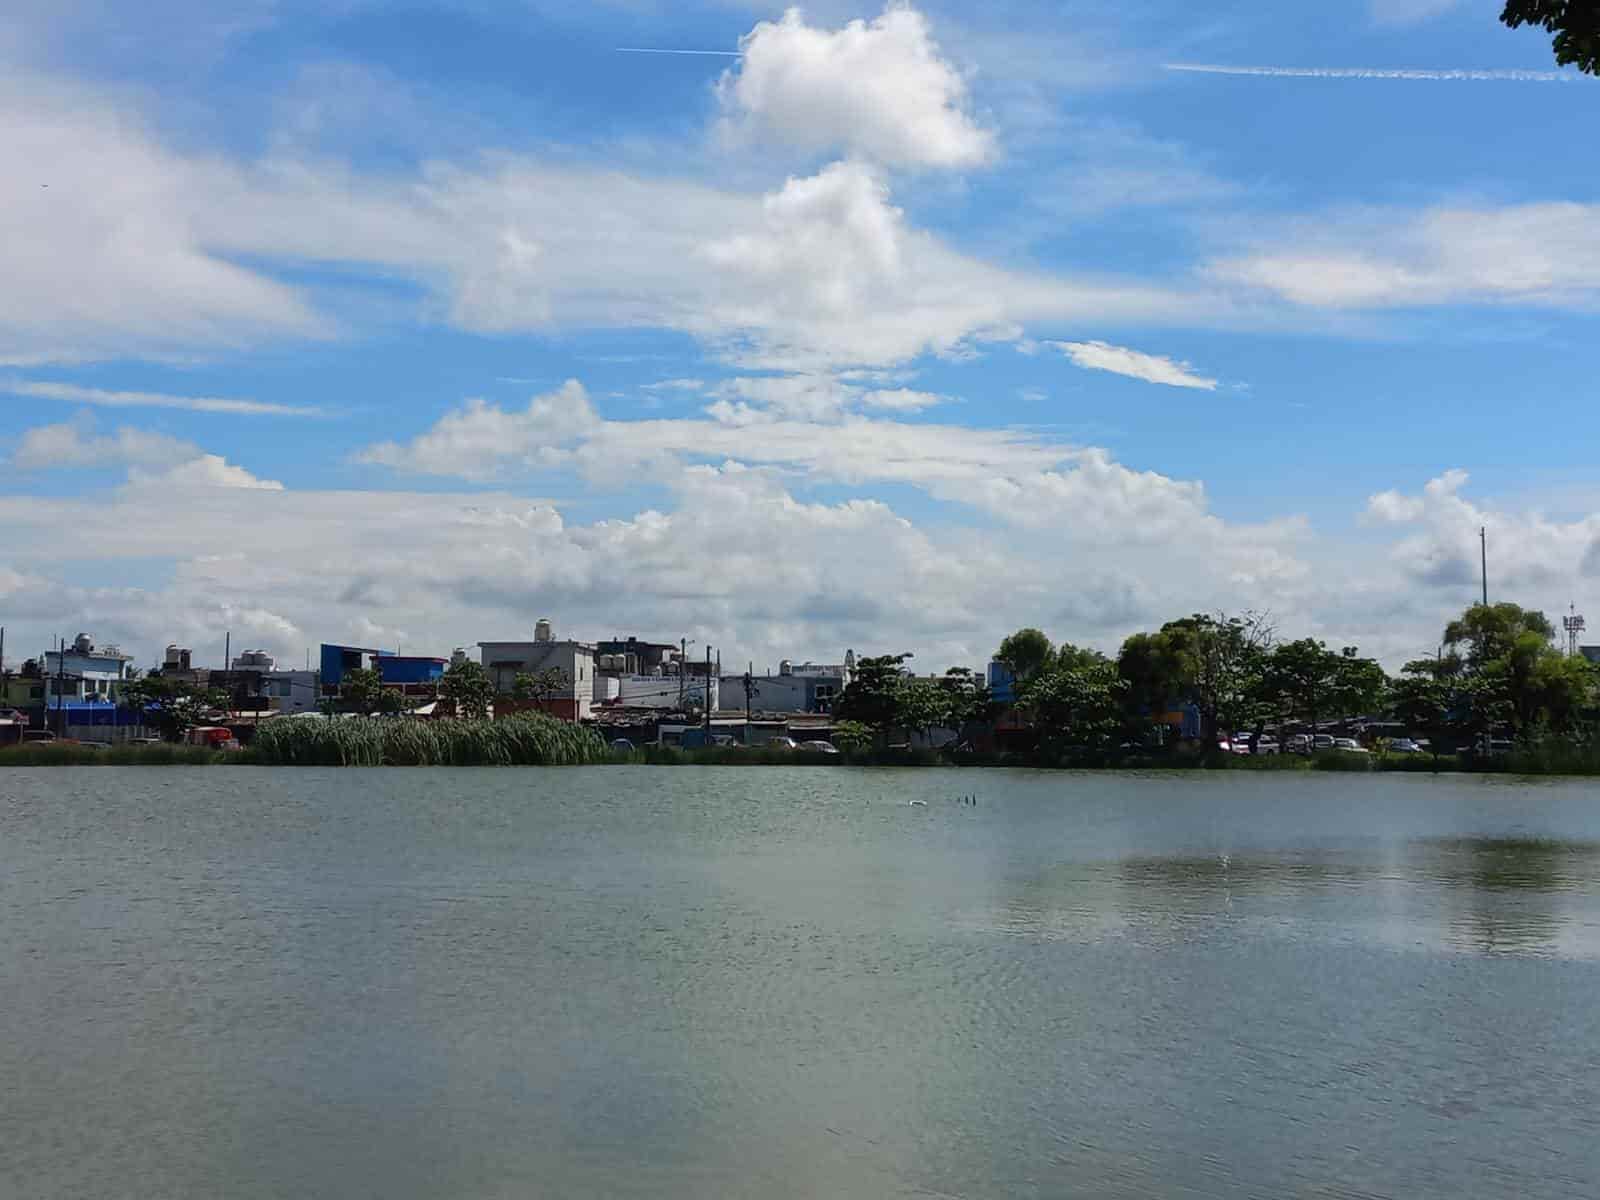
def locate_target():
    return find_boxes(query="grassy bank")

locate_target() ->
[0,742,225,766]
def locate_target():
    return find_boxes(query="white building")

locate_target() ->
[594,671,719,712]
[479,621,595,721]
[253,670,321,713]
[721,654,855,715]
[43,633,135,705]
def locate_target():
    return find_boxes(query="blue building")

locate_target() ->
[987,661,1016,705]
[319,644,392,695]
[377,656,446,690]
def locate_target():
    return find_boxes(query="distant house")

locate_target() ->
[44,633,135,707]
[479,619,595,722]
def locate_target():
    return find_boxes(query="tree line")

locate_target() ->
[831,602,1598,757]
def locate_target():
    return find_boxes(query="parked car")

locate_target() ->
[1286,733,1310,754]
[1331,737,1369,754]
[799,740,840,754]
[765,737,799,750]
[609,738,636,753]
[1253,738,1281,755]
[1387,738,1425,754]
[1474,737,1515,757]
[20,730,57,744]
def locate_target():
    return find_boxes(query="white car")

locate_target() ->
[1331,737,1369,754]
[799,740,840,754]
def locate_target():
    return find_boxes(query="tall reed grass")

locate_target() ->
[250,714,607,767]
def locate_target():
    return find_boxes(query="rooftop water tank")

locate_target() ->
[535,618,553,643]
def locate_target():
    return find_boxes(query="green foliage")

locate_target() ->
[337,666,402,714]
[512,667,569,703]
[1501,1,1600,74]
[1020,658,1126,751]
[1117,612,1274,742]
[995,628,1054,683]
[120,673,228,741]
[832,652,913,744]
[831,720,875,752]
[1260,639,1388,732]
[895,678,947,741]
[440,658,494,720]
[937,667,993,730]
[251,712,606,766]
[1432,602,1594,738]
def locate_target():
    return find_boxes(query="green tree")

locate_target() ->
[895,678,948,744]
[339,666,400,714]
[1155,612,1275,744]
[1117,630,1186,738]
[121,674,228,742]
[512,667,569,704]
[938,667,993,731]
[833,652,912,746]
[1501,1,1600,75]
[1020,659,1127,754]
[831,720,874,753]
[440,658,494,720]
[995,628,1054,687]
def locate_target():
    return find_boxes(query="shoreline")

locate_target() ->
[3,741,1594,775]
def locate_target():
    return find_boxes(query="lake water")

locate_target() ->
[5,767,1600,1198]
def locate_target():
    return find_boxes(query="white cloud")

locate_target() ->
[4,71,1205,370]
[1362,468,1600,595]
[0,73,318,363]
[1209,203,1600,309]
[717,5,995,169]
[129,454,284,490]
[14,417,283,489]
[14,420,195,469]
[1051,340,1218,390]
[3,379,321,416]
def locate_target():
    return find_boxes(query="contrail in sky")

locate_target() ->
[1164,62,1585,82]
[616,47,743,57]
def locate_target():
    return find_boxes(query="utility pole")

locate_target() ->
[679,636,687,710]
[54,634,65,736]
[743,662,755,745]
[1480,526,1488,608]
[704,644,712,737]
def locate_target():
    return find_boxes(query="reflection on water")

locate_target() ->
[1423,836,1600,955]
[995,837,1600,959]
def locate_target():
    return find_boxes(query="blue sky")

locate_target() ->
[2,0,1598,672]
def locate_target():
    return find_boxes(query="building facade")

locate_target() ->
[43,634,135,706]
[479,628,595,722]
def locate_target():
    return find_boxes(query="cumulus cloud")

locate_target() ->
[1209,202,1600,309]
[1051,340,1219,390]
[2,71,1200,370]
[129,455,284,490]
[12,418,282,489]
[717,5,994,169]
[1364,469,1600,596]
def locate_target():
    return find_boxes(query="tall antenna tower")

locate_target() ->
[1563,604,1586,658]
